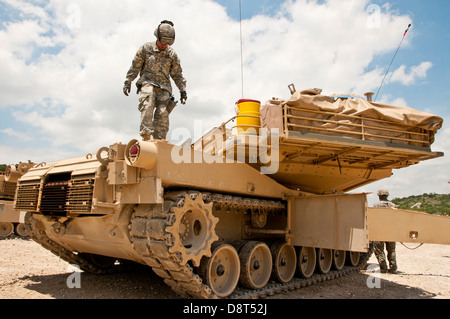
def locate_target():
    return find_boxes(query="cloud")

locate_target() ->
[376,95,409,107]
[0,128,33,141]
[389,62,433,85]
[0,143,74,165]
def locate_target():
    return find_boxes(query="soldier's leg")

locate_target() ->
[153,89,171,140]
[138,84,157,140]
[385,242,397,272]
[373,241,388,272]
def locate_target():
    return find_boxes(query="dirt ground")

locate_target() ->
[0,237,449,300]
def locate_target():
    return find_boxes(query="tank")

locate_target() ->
[0,161,34,237]
[14,86,447,298]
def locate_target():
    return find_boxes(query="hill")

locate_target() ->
[392,193,450,216]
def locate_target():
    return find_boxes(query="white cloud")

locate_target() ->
[390,62,433,85]
[0,143,74,165]
[0,128,33,141]
[376,95,409,107]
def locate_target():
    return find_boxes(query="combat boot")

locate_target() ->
[388,265,398,274]
[379,261,388,273]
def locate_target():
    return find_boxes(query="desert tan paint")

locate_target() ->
[368,207,450,245]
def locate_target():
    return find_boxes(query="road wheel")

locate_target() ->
[316,248,332,274]
[332,250,346,270]
[297,246,316,278]
[199,243,240,298]
[239,241,272,289]
[271,241,297,283]
[15,223,29,237]
[0,222,14,238]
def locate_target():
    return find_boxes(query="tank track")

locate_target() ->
[129,190,374,299]
[24,191,373,298]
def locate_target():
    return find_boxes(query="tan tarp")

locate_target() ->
[261,89,443,147]
[286,90,443,133]
[260,99,284,133]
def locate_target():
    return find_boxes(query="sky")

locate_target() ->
[0,0,449,205]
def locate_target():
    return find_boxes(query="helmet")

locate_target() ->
[154,20,175,45]
[377,188,389,196]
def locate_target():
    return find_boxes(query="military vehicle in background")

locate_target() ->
[0,161,34,238]
[13,86,450,298]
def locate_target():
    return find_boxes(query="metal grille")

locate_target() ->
[14,183,40,211]
[2,182,17,198]
[66,179,94,213]
[40,181,68,214]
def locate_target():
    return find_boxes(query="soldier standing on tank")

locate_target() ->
[373,188,398,273]
[123,20,187,141]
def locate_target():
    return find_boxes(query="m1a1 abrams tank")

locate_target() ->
[14,87,449,298]
[0,161,34,237]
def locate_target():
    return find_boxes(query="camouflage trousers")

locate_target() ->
[138,84,171,140]
[373,241,397,272]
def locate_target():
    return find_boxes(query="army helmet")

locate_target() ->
[377,188,389,196]
[155,20,175,45]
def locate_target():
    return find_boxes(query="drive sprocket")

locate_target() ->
[165,192,219,267]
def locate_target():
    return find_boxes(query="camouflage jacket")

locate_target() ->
[374,200,397,208]
[125,42,186,94]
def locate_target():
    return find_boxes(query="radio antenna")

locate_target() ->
[374,24,411,102]
[239,0,244,98]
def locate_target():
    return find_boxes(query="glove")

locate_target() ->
[180,91,187,104]
[123,80,131,96]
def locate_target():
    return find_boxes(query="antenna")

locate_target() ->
[239,0,244,98]
[374,24,411,102]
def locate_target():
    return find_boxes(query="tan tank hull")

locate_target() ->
[0,162,34,237]
[14,88,447,298]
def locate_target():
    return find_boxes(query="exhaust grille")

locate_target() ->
[15,182,40,211]
[67,179,94,213]
[3,182,17,198]
[40,181,69,215]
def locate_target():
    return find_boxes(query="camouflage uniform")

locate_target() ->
[373,198,398,273]
[125,41,186,140]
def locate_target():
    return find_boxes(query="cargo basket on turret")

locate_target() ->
[256,88,444,193]
[263,88,442,148]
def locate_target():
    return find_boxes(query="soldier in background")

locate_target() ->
[123,20,187,141]
[373,188,398,273]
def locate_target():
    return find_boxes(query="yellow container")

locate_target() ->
[236,99,261,135]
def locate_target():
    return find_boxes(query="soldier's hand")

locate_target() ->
[180,91,187,105]
[123,80,131,96]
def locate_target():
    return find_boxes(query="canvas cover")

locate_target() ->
[261,89,443,148]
